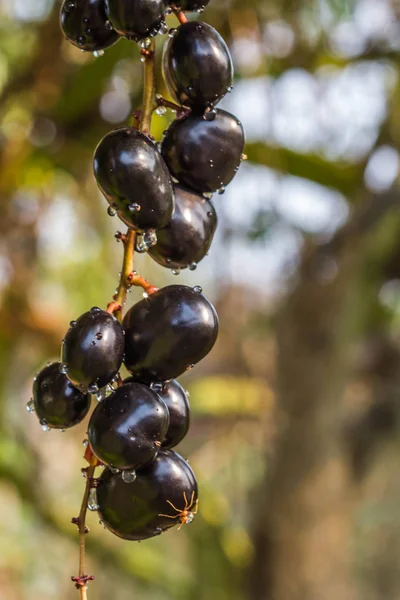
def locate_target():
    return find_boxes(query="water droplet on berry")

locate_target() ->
[87,488,99,511]
[88,383,99,395]
[90,307,101,315]
[69,320,77,328]
[193,286,203,294]
[96,332,103,340]
[203,192,213,199]
[76,35,86,46]
[110,467,120,475]
[26,399,35,413]
[241,154,248,161]
[135,234,148,253]
[129,203,141,213]
[107,205,117,217]
[203,107,217,121]
[209,159,214,168]
[227,85,234,93]
[60,429,66,433]
[140,56,146,63]
[186,512,195,524]
[155,106,167,116]
[158,21,168,35]
[83,439,89,447]
[140,37,152,49]
[150,382,163,393]
[186,364,195,371]
[189,262,197,271]
[60,364,68,375]
[105,20,113,30]
[122,470,137,484]
[172,268,181,276]
[41,421,51,432]
[218,185,226,195]
[168,28,178,38]
[64,1,75,12]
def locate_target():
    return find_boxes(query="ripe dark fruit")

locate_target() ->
[158,380,190,449]
[168,0,210,10]
[88,382,169,470]
[163,22,233,108]
[161,109,245,194]
[94,128,174,231]
[60,0,120,52]
[123,285,218,382]
[105,0,167,40]
[33,363,91,429]
[61,308,125,392]
[148,185,217,270]
[97,450,198,540]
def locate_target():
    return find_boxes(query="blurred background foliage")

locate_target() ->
[1,0,400,599]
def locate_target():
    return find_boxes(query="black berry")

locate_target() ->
[32,363,91,429]
[123,285,218,382]
[158,380,190,449]
[168,0,210,10]
[60,0,120,52]
[161,109,245,194]
[94,128,174,231]
[88,382,169,470]
[61,308,125,392]
[163,22,233,108]
[97,450,198,540]
[148,185,217,270]
[105,0,167,40]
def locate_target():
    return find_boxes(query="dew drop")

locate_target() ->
[60,363,68,375]
[218,185,226,195]
[83,439,89,447]
[107,205,117,217]
[26,399,35,413]
[193,285,203,294]
[186,364,195,371]
[69,320,77,328]
[203,106,217,121]
[241,154,248,161]
[140,37,152,49]
[110,467,120,475]
[172,268,181,276]
[60,429,66,433]
[189,262,197,271]
[168,28,178,38]
[207,211,213,217]
[96,332,103,340]
[122,470,137,484]
[158,21,168,35]
[87,488,99,511]
[150,382,163,393]
[88,383,99,395]
[129,202,141,213]
[105,20,113,31]
[227,85,234,93]
[41,421,51,432]
[64,1,75,12]
[135,234,148,253]
[140,56,146,63]
[155,106,167,116]
[76,35,86,46]
[90,306,101,315]
[203,192,213,199]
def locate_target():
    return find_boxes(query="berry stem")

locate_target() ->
[140,39,157,134]
[107,228,137,321]
[171,7,188,24]
[73,462,96,599]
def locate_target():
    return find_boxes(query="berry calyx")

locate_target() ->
[105,0,167,40]
[88,382,169,471]
[94,128,174,231]
[60,0,120,52]
[61,308,125,392]
[97,450,198,540]
[148,185,217,270]
[32,363,91,429]
[123,285,219,382]
[161,109,245,194]
[163,21,233,108]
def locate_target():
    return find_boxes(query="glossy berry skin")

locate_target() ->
[123,285,218,382]
[60,0,120,52]
[88,382,169,470]
[94,128,174,231]
[158,380,190,449]
[61,308,125,392]
[97,450,198,540]
[105,0,167,40]
[161,109,245,194]
[33,363,91,429]
[148,185,217,270]
[168,0,210,10]
[163,22,233,109]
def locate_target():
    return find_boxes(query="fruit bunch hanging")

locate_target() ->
[28,0,245,596]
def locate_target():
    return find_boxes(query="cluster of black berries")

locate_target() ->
[28,0,244,541]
